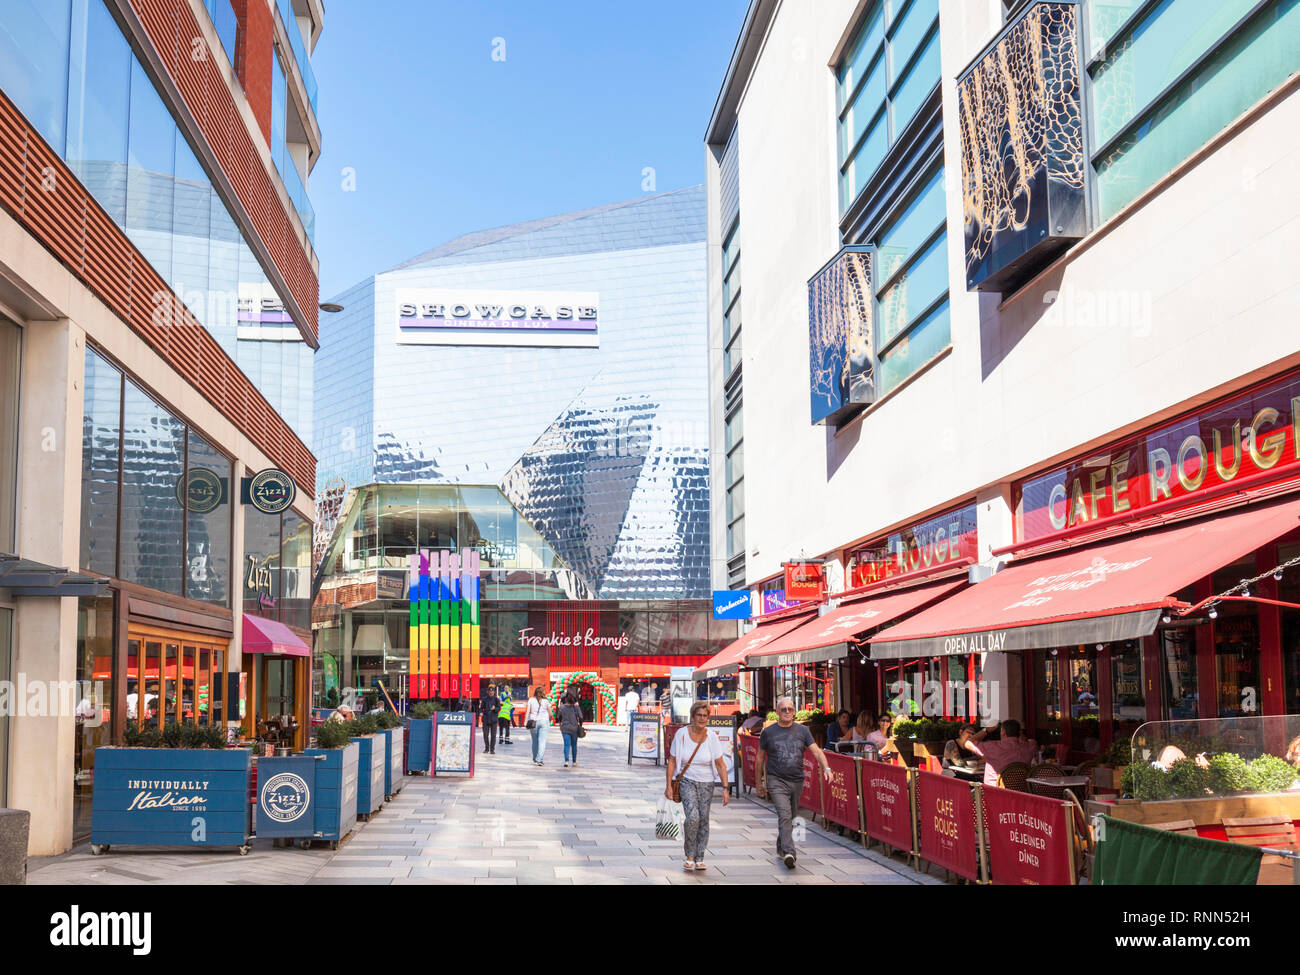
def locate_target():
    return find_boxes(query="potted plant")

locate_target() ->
[406,701,437,774]
[90,722,250,856]
[303,719,360,849]
[375,709,405,800]
[1095,738,1131,792]
[350,715,386,819]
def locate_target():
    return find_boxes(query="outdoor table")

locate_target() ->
[949,764,985,780]
[1028,775,1091,797]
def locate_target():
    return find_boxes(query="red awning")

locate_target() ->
[243,614,311,657]
[871,496,1300,659]
[694,614,814,679]
[747,578,967,667]
[618,655,712,678]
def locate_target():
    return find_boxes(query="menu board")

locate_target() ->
[628,711,662,764]
[707,715,736,780]
[433,711,474,776]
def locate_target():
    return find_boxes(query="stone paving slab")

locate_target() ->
[27,724,942,885]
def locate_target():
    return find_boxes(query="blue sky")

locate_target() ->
[310,0,749,300]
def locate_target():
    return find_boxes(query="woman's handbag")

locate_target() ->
[525,699,538,730]
[577,724,587,739]
[668,735,706,803]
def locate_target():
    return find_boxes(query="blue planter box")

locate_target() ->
[353,733,386,817]
[301,741,359,846]
[89,747,252,854]
[406,718,434,773]
[382,727,405,799]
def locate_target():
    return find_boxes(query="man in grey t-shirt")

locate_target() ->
[756,697,833,869]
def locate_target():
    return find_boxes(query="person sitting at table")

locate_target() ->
[942,725,987,775]
[965,719,1038,787]
[827,710,853,749]
[864,713,893,752]
[739,709,764,735]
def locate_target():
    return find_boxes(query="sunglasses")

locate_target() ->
[778,707,795,712]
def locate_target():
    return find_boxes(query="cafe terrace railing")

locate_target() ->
[740,741,1081,884]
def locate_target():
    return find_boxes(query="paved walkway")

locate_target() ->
[29,724,939,885]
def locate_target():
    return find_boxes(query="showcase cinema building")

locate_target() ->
[699,0,1300,752]
[313,187,737,716]
[0,0,325,853]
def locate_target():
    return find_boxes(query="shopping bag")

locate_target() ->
[655,795,684,840]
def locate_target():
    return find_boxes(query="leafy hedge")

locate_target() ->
[1129,752,1300,799]
[121,721,226,749]
[892,718,979,742]
[315,721,355,749]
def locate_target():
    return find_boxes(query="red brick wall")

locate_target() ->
[231,0,273,144]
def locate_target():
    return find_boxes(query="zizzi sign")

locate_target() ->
[242,468,296,515]
[1016,370,1300,543]
[517,627,630,650]
[850,504,978,588]
[396,288,600,348]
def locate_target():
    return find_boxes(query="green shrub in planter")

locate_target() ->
[316,721,355,749]
[375,710,402,730]
[350,714,379,736]
[765,711,778,723]
[1207,753,1252,795]
[794,709,815,723]
[1120,764,1136,797]
[410,702,437,720]
[121,721,226,749]
[1133,763,1174,801]
[1103,738,1132,766]
[1168,758,1209,798]
[1249,754,1298,794]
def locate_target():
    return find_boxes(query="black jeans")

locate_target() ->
[482,716,498,751]
[499,717,511,740]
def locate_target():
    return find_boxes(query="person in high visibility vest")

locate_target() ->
[497,692,514,745]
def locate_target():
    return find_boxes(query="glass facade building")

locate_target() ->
[314,187,734,703]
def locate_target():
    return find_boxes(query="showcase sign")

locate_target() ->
[713,590,752,620]
[396,288,600,348]
[850,504,978,588]
[241,468,296,515]
[1015,371,1300,543]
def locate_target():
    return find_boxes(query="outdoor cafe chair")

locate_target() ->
[997,761,1032,793]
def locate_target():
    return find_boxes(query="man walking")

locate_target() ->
[755,697,833,869]
[481,683,501,755]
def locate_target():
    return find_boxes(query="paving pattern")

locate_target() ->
[29,725,940,885]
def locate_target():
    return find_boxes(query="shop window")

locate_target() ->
[1110,639,1146,740]
[184,428,232,605]
[1160,628,1199,720]
[280,510,311,631]
[1280,544,1300,715]
[0,318,19,553]
[79,349,121,575]
[243,505,281,618]
[1067,645,1100,751]
[1033,652,1063,744]
[1090,0,1300,219]
[119,380,186,595]
[1215,613,1261,718]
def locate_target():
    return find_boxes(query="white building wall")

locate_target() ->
[710,0,1300,587]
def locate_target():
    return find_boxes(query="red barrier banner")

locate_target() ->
[800,753,822,815]
[916,769,981,881]
[981,785,1075,885]
[823,751,861,830]
[862,760,912,852]
[739,734,760,789]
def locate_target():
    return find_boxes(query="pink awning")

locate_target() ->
[243,613,311,657]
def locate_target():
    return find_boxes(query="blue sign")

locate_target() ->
[256,755,318,839]
[713,590,752,620]
[433,710,475,776]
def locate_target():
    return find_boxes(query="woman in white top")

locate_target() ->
[664,702,730,871]
[526,686,552,766]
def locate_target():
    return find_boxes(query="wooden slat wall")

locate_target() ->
[0,89,315,497]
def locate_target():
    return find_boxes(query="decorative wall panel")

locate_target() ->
[808,245,875,426]
[959,1,1086,294]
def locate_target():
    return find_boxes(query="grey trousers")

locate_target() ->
[767,776,801,857]
[679,778,714,861]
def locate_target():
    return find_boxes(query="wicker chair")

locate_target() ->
[1028,763,1066,799]
[997,761,1032,792]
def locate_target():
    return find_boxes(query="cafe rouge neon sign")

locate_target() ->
[1015,370,1300,544]
[848,504,978,588]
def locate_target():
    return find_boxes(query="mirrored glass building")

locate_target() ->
[314,187,738,713]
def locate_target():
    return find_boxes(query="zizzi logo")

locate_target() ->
[50,906,151,955]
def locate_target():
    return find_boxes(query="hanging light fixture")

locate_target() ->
[1209,607,1219,620]
[1275,569,1284,581]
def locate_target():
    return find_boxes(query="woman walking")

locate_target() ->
[665,702,730,871]
[559,692,584,767]
[526,686,552,766]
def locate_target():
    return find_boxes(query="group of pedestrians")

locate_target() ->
[495,686,585,767]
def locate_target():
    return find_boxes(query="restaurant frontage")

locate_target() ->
[705,365,1300,764]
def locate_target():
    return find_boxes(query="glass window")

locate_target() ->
[66,0,130,226]
[418,484,458,553]
[270,47,287,175]
[1034,652,1063,744]
[378,485,418,562]
[1215,607,1261,718]
[281,509,311,631]
[119,380,185,595]
[837,0,941,209]
[1068,645,1100,750]
[0,608,10,806]
[878,300,950,394]
[876,167,946,281]
[0,319,20,553]
[1092,0,1300,219]
[172,137,212,319]
[1110,640,1145,739]
[243,506,281,618]
[125,58,176,281]
[0,0,71,151]
[877,235,947,345]
[183,428,231,605]
[1160,628,1199,720]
